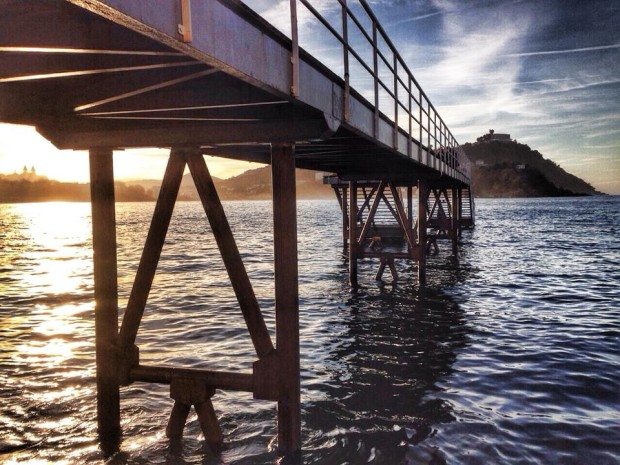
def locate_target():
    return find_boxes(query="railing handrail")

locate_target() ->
[288,0,470,180]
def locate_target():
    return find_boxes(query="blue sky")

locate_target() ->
[0,0,618,192]
[250,0,620,193]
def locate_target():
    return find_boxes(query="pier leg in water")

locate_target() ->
[349,181,358,287]
[418,181,428,285]
[457,188,463,237]
[341,186,348,248]
[272,143,301,456]
[89,148,121,452]
[451,187,459,256]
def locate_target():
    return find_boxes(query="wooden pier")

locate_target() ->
[0,0,474,457]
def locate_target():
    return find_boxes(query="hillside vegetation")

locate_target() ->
[463,138,599,197]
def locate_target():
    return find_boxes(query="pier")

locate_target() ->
[0,0,474,457]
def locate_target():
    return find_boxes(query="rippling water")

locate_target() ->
[0,197,618,465]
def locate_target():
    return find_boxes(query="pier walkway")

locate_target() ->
[0,0,475,457]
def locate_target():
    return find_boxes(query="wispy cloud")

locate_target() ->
[505,43,620,57]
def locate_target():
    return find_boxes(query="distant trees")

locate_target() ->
[0,177,154,203]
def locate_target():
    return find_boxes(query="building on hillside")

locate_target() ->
[477,129,512,143]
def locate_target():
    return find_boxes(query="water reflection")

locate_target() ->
[299,264,469,464]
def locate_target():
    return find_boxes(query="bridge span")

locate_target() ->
[0,0,475,457]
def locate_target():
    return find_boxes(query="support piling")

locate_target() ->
[88,148,121,446]
[271,143,301,455]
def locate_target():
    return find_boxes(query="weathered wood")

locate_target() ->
[186,151,274,359]
[37,116,338,150]
[88,147,120,444]
[196,400,224,449]
[418,181,428,284]
[166,401,191,438]
[130,365,254,391]
[407,186,413,231]
[271,143,301,455]
[179,0,193,43]
[457,188,463,237]
[356,186,377,222]
[349,181,358,287]
[119,150,186,349]
[451,188,458,256]
[357,180,385,246]
[388,183,416,252]
[375,259,387,280]
[342,186,348,247]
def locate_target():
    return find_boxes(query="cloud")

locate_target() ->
[504,43,620,57]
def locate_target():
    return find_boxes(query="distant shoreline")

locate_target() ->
[1,194,607,205]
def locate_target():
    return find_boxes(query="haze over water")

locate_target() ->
[0,197,618,464]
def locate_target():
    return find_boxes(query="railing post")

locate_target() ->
[408,75,412,158]
[418,89,423,163]
[426,102,431,166]
[341,0,350,121]
[393,54,398,149]
[89,148,121,450]
[290,0,299,97]
[178,0,193,42]
[372,22,379,138]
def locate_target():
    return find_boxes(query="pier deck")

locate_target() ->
[0,0,475,458]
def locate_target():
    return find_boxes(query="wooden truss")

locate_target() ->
[89,145,301,456]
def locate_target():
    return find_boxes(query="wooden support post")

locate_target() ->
[342,186,348,248]
[119,149,186,352]
[457,188,463,237]
[418,181,427,285]
[349,181,358,287]
[89,148,121,445]
[407,186,413,231]
[167,378,223,450]
[451,187,458,256]
[186,151,274,359]
[166,401,191,438]
[271,143,301,455]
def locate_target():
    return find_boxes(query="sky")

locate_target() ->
[0,0,618,192]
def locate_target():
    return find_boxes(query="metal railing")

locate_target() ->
[288,0,470,179]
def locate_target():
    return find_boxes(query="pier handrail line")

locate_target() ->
[289,0,467,174]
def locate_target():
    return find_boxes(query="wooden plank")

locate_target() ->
[186,151,274,358]
[88,147,120,444]
[118,150,186,348]
[130,364,254,391]
[271,143,301,455]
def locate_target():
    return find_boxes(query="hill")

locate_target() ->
[138,166,333,201]
[463,133,600,197]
